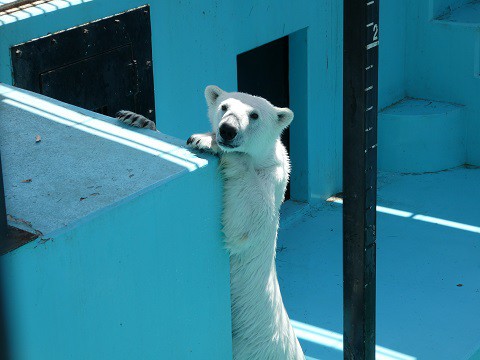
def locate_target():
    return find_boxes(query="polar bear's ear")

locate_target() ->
[205,85,225,107]
[275,107,294,128]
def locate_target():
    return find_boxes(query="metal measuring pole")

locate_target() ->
[343,0,379,359]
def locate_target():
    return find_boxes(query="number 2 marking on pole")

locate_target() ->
[373,24,379,41]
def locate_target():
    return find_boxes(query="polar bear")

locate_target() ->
[187,86,304,360]
[117,86,304,359]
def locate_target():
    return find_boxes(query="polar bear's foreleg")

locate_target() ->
[187,132,221,155]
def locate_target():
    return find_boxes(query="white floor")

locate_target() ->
[277,166,480,360]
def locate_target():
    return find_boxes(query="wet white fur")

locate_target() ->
[188,86,304,360]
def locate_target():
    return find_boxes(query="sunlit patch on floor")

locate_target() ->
[292,320,417,360]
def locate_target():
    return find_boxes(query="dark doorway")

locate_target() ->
[237,36,290,199]
[11,6,155,123]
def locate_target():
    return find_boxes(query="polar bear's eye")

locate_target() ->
[250,112,259,120]
[221,104,228,111]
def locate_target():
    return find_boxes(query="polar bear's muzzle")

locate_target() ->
[218,116,241,149]
[219,122,237,142]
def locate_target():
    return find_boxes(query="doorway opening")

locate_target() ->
[237,36,291,199]
[237,30,308,203]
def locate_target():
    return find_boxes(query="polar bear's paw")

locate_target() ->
[187,132,220,154]
[116,110,157,131]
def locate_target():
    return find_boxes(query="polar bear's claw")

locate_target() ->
[116,110,157,131]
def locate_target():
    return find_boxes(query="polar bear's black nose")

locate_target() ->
[219,123,238,142]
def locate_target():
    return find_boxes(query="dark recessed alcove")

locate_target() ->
[237,36,290,199]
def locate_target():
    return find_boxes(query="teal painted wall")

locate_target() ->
[1,160,232,359]
[378,0,407,110]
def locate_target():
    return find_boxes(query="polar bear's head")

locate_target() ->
[205,85,293,155]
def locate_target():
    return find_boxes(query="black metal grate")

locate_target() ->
[11,5,155,122]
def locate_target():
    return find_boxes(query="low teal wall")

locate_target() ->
[2,167,231,359]
[0,85,232,359]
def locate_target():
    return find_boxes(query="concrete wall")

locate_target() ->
[0,85,232,359]
[1,165,231,359]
